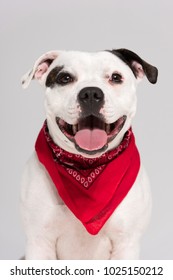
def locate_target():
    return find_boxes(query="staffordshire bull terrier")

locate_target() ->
[21,48,158,259]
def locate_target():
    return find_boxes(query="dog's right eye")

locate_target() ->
[56,72,74,86]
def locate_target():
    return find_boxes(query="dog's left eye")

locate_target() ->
[56,72,74,85]
[110,73,123,84]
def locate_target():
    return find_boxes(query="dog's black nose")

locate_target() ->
[78,87,104,104]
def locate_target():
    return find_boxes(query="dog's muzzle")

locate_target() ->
[56,87,127,155]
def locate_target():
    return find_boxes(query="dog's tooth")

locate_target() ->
[59,119,65,126]
[72,125,78,135]
[106,124,111,134]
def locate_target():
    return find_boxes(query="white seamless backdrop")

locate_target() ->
[0,0,172,259]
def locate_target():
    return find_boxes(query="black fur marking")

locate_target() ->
[108,49,158,84]
[46,66,64,88]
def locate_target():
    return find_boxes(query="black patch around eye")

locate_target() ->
[56,72,74,85]
[46,66,64,88]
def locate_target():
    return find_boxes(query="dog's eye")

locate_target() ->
[110,73,123,84]
[56,72,74,85]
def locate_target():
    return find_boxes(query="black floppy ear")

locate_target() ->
[111,48,158,84]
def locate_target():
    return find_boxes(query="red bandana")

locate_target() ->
[35,121,140,235]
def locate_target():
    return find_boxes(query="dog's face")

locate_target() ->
[22,49,158,158]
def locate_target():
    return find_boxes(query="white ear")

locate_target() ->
[21,51,59,89]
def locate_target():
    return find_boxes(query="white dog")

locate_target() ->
[21,49,158,259]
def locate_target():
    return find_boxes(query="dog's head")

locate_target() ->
[22,49,158,158]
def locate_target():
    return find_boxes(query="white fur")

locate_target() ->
[21,50,152,259]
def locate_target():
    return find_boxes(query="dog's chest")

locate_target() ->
[56,206,113,259]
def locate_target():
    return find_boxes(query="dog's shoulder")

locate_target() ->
[21,152,62,205]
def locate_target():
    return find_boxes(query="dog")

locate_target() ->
[21,49,158,259]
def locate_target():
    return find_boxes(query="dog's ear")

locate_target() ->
[21,51,59,89]
[112,48,158,84]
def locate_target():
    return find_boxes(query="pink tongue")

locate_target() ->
[74,129,107,151]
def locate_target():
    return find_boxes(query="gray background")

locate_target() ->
[0,0,172,259]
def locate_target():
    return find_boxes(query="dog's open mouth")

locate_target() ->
[56,115,127,154]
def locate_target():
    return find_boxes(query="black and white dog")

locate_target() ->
[21,49,158,259]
